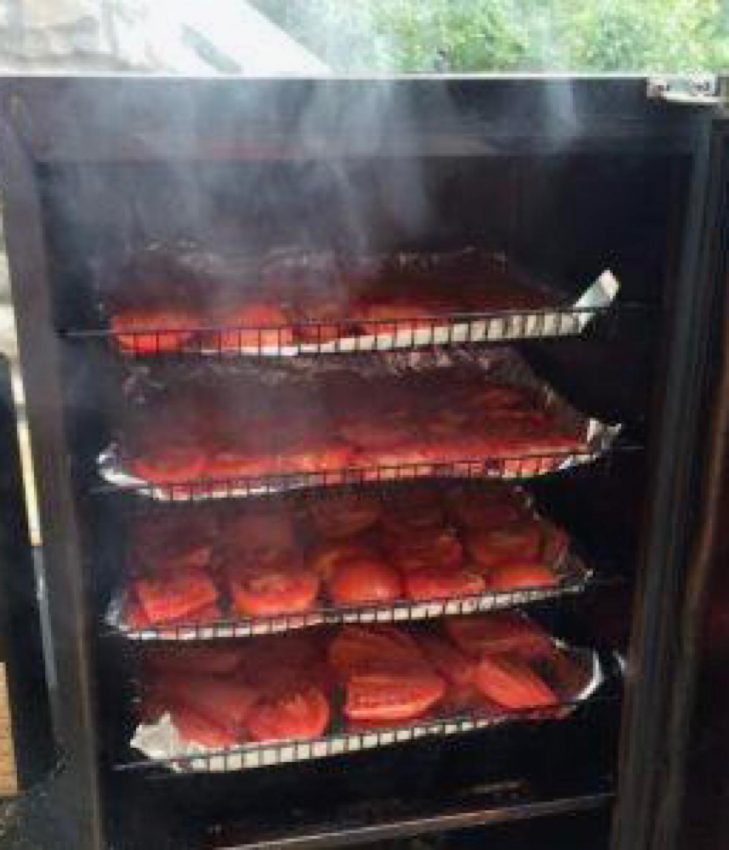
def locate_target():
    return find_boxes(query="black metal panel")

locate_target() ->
[0,355,54,789]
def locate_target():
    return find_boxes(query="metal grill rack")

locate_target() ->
[120,662,616,776]
[68,301,618,358]
[110,552,592,641]
[97,441,623,502]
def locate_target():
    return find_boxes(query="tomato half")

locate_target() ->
[466,522,543,570]
[404,567,485,602]
[328,558,403,605]
[445,612,554,661]
[111,307,200,354]
[134,566,219,625]
[246,684,330,742]
[328,625,426,677]
[309,493,381,539]
[343,667,445,722]
[228,566,320,617]
[129,442,208,486]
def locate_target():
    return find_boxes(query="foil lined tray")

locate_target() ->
[97,348,623,501]
[126,646,604,774]
[95,244,619,357]
[107,551,592,642]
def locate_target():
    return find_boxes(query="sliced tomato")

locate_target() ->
[246,684,330,742]
[445,613,554,661]
[111,307,200,354]
[308,493,381,539]
[129,442,207,486]
[172,705,239,748]
[404,567,485,602]
[387,528,463,573]
[446,485,527,529]
[212,302,294,350]
[344,667,445,721]
[328,625,426,677]
[466,522,543,570]
[328,558,403,605]
[486,561,558,592]
[306,538,380,580]
[474,655,557,710]
[134,566,219,625]
[417,634,477,689]
[228,565,320,617]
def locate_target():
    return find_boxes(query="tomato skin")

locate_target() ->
[309,494,381,539]
[328,558,402,605]
[328,625,426,677]
[111,307,200,354]
[486,561,558,591]
[246,684,330,742]
[173,706,239,749]
[133,566,219,624]
[228,565,320,617]
[404,567,485,602]
[445,613,554,661]
[344,668,445,722]
[306,538,379,581]
[129,443,208,486]
[466,522,543,570]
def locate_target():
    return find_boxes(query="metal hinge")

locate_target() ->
[647,74,723,106]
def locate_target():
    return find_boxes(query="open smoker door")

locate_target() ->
[611,104,729,850]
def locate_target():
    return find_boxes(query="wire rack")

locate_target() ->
[119,681,612,775]
[97,442,622,502]
[110,552,591,641]
[67,302,616,359]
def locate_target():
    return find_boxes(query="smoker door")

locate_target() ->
[610,112,729,850]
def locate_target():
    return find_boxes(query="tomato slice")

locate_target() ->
[306,538,380,580]
[134,566,219,625]
[246,684,330,742]
[328,625,426,677]
[129,441,208,486]
[466,521,543,570]
[308,493,381,539]
[474,655,557,710]
[344,667,445,722]
[486,561,558,592]
[172,705,239,749]
[328,558,403,605]
[228,565,320,617]
[404,567,485,602]
[417,634,477,689]
[111,307,200,354]
[445,612,554,660]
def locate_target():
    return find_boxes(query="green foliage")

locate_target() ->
[252,0,729,72]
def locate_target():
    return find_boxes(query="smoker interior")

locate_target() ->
[34,146,688,849]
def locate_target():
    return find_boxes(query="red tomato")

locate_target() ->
[466,522,543,570]
[387,528,463,573]
[129,442,207,486]
[474,655,557,710]
[328,558,403,605]
[306,538,380,580]
[445,613,554,661]
[308,493,381,539]
[134,566,219,625]
[344,667,445,721]
[486,561,558,592]
[228,565,320,617]
[404,567,485,602]
[212,302,294,350]
[417,634,477,689]
[163,672,258,731]
[328,625,426,677]
[173,706,239,749]
[246,684,330,742]
[111,307,200,354]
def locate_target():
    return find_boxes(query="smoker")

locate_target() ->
[0,76,726,850]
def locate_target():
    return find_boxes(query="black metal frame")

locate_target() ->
[0,76,722,850]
